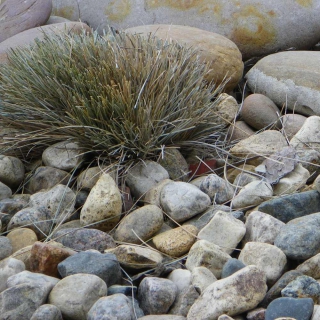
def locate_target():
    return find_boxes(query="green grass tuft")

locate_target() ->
[0,29,228,169]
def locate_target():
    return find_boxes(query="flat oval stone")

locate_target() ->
[246,51,320,116]
[52,0,320,59]
[0,0,52,43]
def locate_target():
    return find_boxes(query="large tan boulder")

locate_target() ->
[52,0,320,59]
[125,24,243,91]
[0,22,92,64]
[0,0,52,43]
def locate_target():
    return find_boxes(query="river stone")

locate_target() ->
[152,225,198,257]
[187,265,267,320]
[241,94,281,130]
[80,173,122,231]
[167,269,192,292]
[191,266,217,294]
[296,253,320,279]
[199,174,235,204]
[114,205,163,244]
[0,0,52,43]
[274,212,320,260]
[125,24,243,92]
[227,120,256,142]
[30,304,63,320]
[221,258,246,279]
[281,113,307,140]
[0,236,12,261]
[46,15,71,24]
[7,228,38,253]
[239,242,287,286]
[0,181,11,201]
[260,270,304,308]
[0,257,25,293]
[246,51,320,116]
[161,181,211,223]
[281,275,320,303]
[27,166,71,194]
[265,297,314,320]
[229,130,287,162]
[107,245,163,269]
[88,294,135,320]
[48,273,107,320]
[54,228,116,252]
[53,0,320,59]
[186,240,231,279]
[0,22,92,64]
[215,93,240,125]
[138,277,177,315]
[144,179,173,207]
[198,210,246,254]
[0,155,25,189]
[258,190,320,223]
[0,282,52,319]
[243,211,285,245]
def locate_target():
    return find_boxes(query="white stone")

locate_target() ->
[243,211,285,245]
[231,180,273,209]
[273,164,310,195]
[186,240,231,279]
[80,173,122,231]
[167,269,192,292]
[239,242,287,285]
[161,182,211,223]
[0,258,25,293]
[187,265,267,319]
[198,210,246,254]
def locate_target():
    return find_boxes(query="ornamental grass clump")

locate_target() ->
[0,30,227,169]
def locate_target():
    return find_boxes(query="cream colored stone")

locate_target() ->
[144,179,173,207]
[7,228,38,253]
[153,225,198,257]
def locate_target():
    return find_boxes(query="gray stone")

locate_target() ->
[221,258,246,279]
[126,160,169,199]
[0,181,12,201]
[88,294,135,320]
[167,269,191,292]
[161,182,211,223]
[138,316,186,320]
[0,236,12,261]
[227,120,255,142]
[199,174,234,204]
[274,212,320,260]
[198,210,246,254]
[54,228,116,253]
[241,94,281,130]
[233,172,260,188]
[0,282,52,319]
[138,277,177,315]
[143,179,173,207]
[0,0,52,43]
[114,205,163,244]
[7,270,59,290]
[260,270,304,308]
[246,52,320,116]
[27,166,71,194]
[7,207,52,240]
[31,304,63,320]
[30,184,76,225]
[239,242,287,286]
[246,308,266,320]
[0,155,24,189]
[46,15,71,24]
[76,166,110,191]
[57,251,122,287]
[191,266,217,294]
[42,140,84,171]
[312,305,320,320]
[243,211,285,245]
[258,190,320,223]
[80,173,122,231]
[281,275,320,304]
[107,285,137,297]
[265,297,314,320]
[281,113,307,140]
[0,258,25,293]
[186,240,231,279]
[187,265,267,319]
[48,273,107,320]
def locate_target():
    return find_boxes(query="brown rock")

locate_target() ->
[0,22,92,64]
[227,120,255,142]
[226,164,256,183]
[125,24,243,92]
[7,228,38,253]
[246,307,266,320]
[29,241,76,277]
[241,94,281,130]
[153,225,198,257]
[0,0,52,43]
